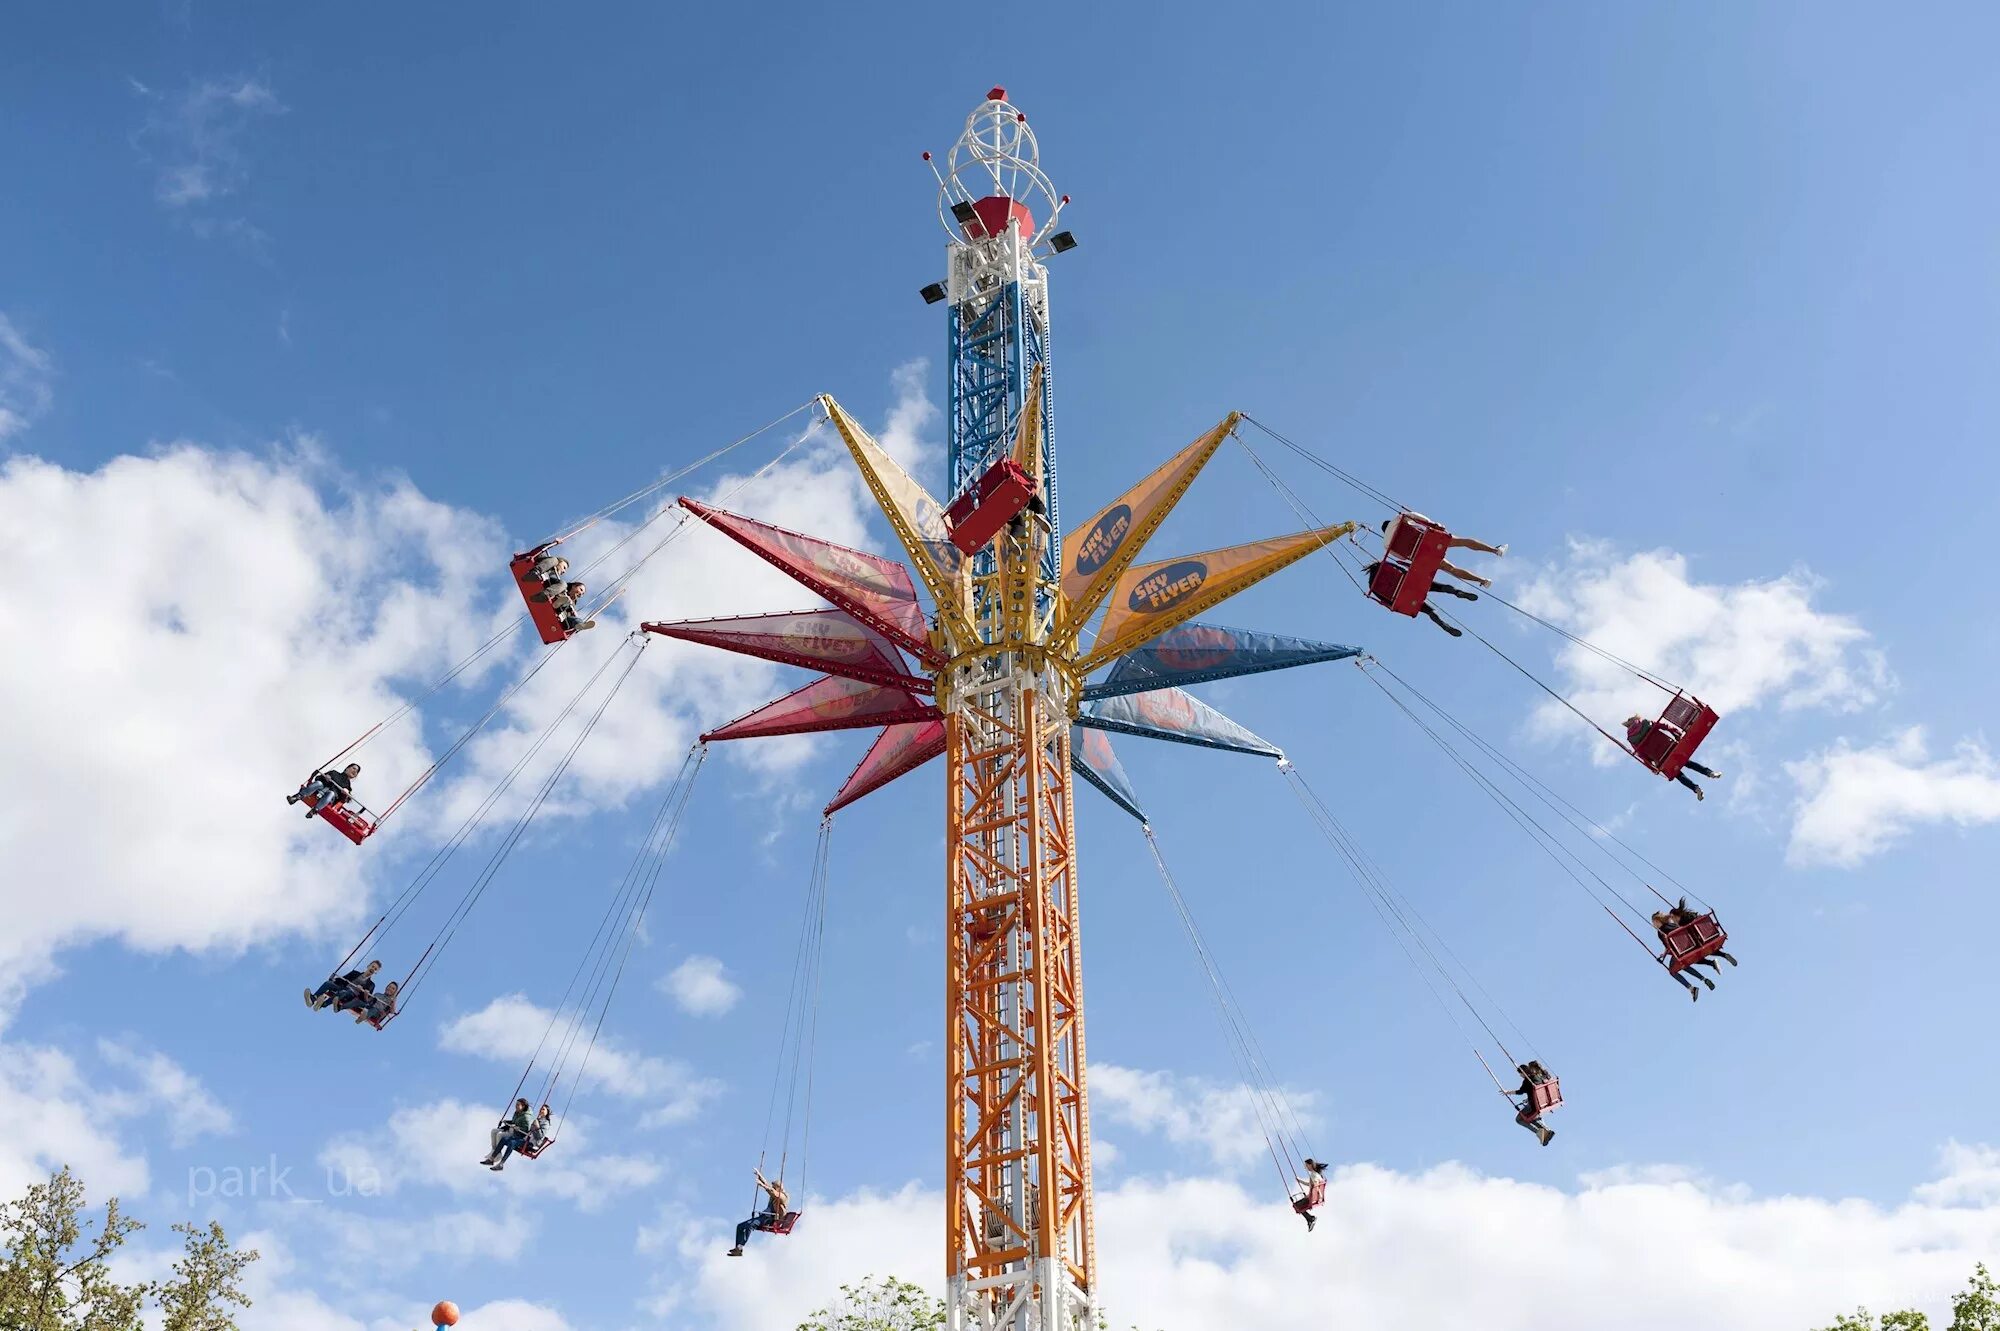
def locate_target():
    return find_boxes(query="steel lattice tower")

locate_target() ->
[648,86,1355,1331]
[932,88,1093,1330]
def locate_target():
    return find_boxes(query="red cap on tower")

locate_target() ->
[987,86,1008,102]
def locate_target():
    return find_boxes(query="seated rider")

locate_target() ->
[482,1099,533,1169]
[485,1101,552,1170]
[528,552,570,590]
[534,580,597,633]
[305,959,381,1012]
[1381,514,1506,588]
[1291,1156,1328,1232]
[1625,714,1723,800]
[1512,1061,1556,1146]
[1363,560,1478,638]
[354,978,399,1027]
[727,1167,791,1256]
[1662,897,1732,959]
[290,762,362,816]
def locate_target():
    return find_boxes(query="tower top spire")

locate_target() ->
[935,87,1066,247]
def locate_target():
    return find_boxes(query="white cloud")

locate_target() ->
[0,1041,151,1199]
[0,364,939,1007]
[0,1032,237,1198]
[0,443,507,993]
[0,312,53,442]
[662,1145,2000,1331]
[661,955,742,1017]
[1514,543,1889,753]
[1787,727,2000,866]
[1090,1063,1317,1172]
[94,1038,235,1146]
[318,1094,661,1214]
[452,1301,578,1331]
[137,77,284,211]
[438,994,723,1126]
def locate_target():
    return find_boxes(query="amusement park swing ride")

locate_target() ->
[290,89,1738,1330]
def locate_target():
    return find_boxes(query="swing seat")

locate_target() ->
[1660,913,1728,973]
[516,1138,552,1160]
[1630,694,1720,781]
[510,544,578,646]
[1291,1177,1327,1212]
[769,1210,801,1235]
[1525,1077,1562,1116]
[299,789,377,845]
[1367,515,1452,617]
[945,458,1038,556]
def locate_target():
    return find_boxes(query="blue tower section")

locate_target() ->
[945,279,1059,587]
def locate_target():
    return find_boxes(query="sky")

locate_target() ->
[3,3,2000,1328]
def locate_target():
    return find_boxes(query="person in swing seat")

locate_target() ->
[1363,560,1478,637]
[1625,714,1723,800]
[1511,1061,1556,1146]
[483,1099,532,1169]
[290,762,361,815]
[727,1166,790,1255]
[535,579,597,633]
[305,959,379,1012]
[1381,514,1506,588]
[1291,1157,1328,1231]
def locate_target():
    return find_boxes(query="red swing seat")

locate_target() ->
[516,1137,553,1160]
[510,543,579,646]
[1291,1175,1327,1213]
[299,789,378,845]
[1660,912,1728,973]
[945,457,1038,555]
[1366,514,1453,617]
[768,1210,801,1235]
[1523,1077,1563,1117]
[1629,693,1720,781]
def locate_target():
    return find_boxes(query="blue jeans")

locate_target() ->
[734,1210,779,1248]
[300,778,345,811]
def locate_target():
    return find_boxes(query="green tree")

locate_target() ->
[797,1276,945,1331]
[0,1168,258,1331]
[0,1166,147,1331]
[157,1221,257,1331]
[1950,1263,2000,1331]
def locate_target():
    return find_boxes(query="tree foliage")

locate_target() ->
[796,1276,945,1331]
[0,1167,258,1331]
[1815,1262,2000,1331]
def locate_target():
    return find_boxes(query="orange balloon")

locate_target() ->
[431,1301,461,1327]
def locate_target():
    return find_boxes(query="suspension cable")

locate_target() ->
[396,635,653,1009]
[538,400,820,547]
[1277,761,1531,1093]
[1365,657,1696,910]
[552,744,709,1135]
[1141,824,1312,1197]
[1354,660,1671,971]
[504,740,707,1120]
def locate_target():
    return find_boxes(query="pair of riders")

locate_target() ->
[1652,898,1739,1000]
[304,959,398,1025]
[290,762,362,818]
[525,554,597,634]
[1511,1059,1557,1146]
[1625,714,1724,800]
[481,1099,553,1170]
[1362,514,1506,638]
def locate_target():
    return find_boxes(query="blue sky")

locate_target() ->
[4,5,2000,1329]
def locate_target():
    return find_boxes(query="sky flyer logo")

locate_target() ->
[1073,504,1133,577]
[1127,559,1208,615]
